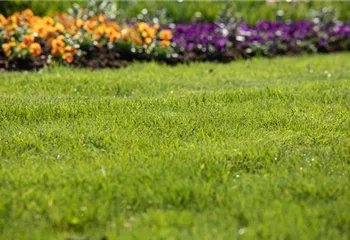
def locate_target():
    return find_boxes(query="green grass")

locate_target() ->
[0,53,350,239]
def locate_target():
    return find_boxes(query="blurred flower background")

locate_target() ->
[0,0,349,70]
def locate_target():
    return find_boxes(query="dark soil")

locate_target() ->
[0,54,46,71]
[73,46,129,69]
[0,45,247,71]
[2,42,345,71]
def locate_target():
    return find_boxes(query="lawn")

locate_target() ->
[0,53,350,239]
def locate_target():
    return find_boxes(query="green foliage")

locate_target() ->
[67,0,118,20]
[0,0,78,16]
[1,1,349,24]
[0,53,350,239]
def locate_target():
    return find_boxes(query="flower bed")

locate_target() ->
[236,20,350,56]
[0,9,174,70]
[0,9,349,70]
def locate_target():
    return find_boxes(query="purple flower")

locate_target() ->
[318,38,328,46]
[170,22,230,54]
[168,19,350,57]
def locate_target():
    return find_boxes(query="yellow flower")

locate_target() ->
[137,22,149,32]
[141,31,148,38]
[9,38,16,45]
[105,27,114,36]
[144,37,152,45]
[2,43,13,57]
[42,16,54,26]
[98,14,106,23]
[29,43,41,56]
[95,24,106,36]
[159,30,173,41]
[56,35,65,41]
[17,42,28,51]
[76,18,84,28]
[46,26,57,36]
[55,23,65,32]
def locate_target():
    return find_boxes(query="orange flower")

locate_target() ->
[29,43,41,56]
[105,27,115,36]
[5,24,18,36]
[56,35,65,41]
[146,27,156,38]
[51,37,66,55]
[62,53,73,63]
[31,23,53,38]
[22,9,34,20]
[36,27,48,38]
[159,30,173,41]
[42,16,54,26]
[107,30,121,43]
[2,42,14,57]
[51,47,64,56]
[23,34,35,46]
[160,40,171,47]
[17,42,28,51]
[121,28,133,40]
[108,22,120,32]
[8,13,21,25]
[0,14,8,27]
[64,46,77,55]
[45,26,57,37]
[27,16,41,26]
[152,24,160,31]
[84,20,96,33]
[133,37,143,45]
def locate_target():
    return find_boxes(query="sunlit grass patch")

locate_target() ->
[0,53,350,239]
